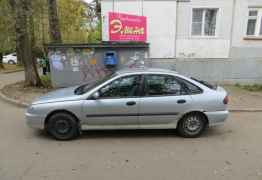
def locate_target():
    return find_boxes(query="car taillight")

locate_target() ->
[223,95,229,105]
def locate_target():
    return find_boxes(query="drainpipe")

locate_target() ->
[141,0,144,16]
[174,0,179,59]
[112,0,115,12]
[229,0,237,58]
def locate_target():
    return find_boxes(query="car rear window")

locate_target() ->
[190,77,217,90]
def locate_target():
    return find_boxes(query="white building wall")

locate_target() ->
[102,0,262,59]
[101,0,177,58]
[101,0,143,41]
[230,0,262,58]
[176,0,234,59]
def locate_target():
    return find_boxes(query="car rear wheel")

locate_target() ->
[46,112,80,140]
[177,112,207,138]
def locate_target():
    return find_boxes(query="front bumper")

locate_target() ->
[25,112,45,130]
[204,110,229,127]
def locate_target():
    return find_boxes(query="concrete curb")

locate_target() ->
[0,90,29,108]
[229,109,262,112]
[0,69,24,74]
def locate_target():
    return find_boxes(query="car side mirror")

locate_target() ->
[91,92,100,100]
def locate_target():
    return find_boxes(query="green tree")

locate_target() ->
[47,0,62,43]
[1,0,101,80]
[83,0,102,43]
[12,0,42,86]
[0,0,16,66]
[58,0,89,43]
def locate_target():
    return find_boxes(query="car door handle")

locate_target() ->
[177,99,186,104]
[126,101,136,106]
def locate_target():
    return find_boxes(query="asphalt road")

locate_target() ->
[1,72,262,180]
[0,71,24,89]
[0,99,262,180]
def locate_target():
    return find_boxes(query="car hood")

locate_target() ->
[32,86,81,105]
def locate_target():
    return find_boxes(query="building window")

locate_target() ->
[192,8,218,36]
[246,9,262,36]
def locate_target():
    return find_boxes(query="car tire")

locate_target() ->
[8,60,15,64]
[177,112,207,138]
[46,112,80,140]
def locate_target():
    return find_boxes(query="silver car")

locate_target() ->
[26,68,229,140]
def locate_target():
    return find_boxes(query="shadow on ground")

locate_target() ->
[32,127,229,141]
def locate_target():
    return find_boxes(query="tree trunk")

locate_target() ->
[41,5,46,47]
[28,0,42,86]
[9,0,22,65]
[14,0,42,86]
[47,0,62,43]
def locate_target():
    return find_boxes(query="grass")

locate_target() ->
[235,83,262,92]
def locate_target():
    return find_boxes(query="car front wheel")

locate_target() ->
[177,112,207,138]
[46,112,80,140]
[8,60,15,64]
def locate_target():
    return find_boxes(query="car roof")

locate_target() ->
[116,67,178,75]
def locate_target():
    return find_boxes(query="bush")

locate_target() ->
[40,75,52,89]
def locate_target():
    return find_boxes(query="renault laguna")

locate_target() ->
[26,68,229,140]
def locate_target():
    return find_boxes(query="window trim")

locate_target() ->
[190,7,220,38]
[176,77,204,95]
[141,74,190,98]
[246,8,262,37]
[88,73,204,100]
[94,74,143,100]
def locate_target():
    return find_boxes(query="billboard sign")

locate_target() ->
[109,12,147,42]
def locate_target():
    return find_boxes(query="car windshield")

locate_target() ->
[191,77,217,90]
[74,73,116,95]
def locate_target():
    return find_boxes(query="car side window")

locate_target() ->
[178,78,203,95]
[99,75,141,98]
[144,75,187,96]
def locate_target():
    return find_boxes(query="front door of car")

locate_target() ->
[139,74,193,127]
[82,75,142,127]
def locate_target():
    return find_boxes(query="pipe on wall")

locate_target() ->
[174,0,179,59]
[229,0,237,57]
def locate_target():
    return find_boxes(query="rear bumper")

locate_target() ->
[25,112,45,130]
[204,110,229,127]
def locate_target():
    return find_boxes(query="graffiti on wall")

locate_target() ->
[78,48,111,82]
[49,48,112,83]
[48,46,148,87]
[124,51,145,68]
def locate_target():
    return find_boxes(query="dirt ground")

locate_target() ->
[1,81,52,104]
[1,99,262,180]
[224,85,262,110]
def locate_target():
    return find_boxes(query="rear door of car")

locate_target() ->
[138,74,193,127]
